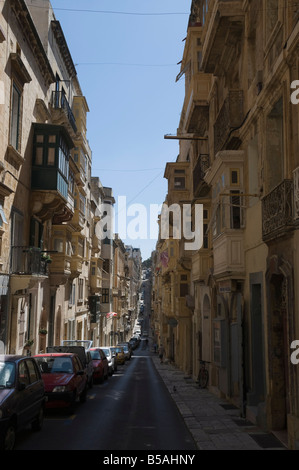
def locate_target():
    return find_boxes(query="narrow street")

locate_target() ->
[14,343,197,451]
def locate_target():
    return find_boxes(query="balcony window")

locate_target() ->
[78,238,84,258]
[78,278,84,301]
[69,169,75,195]
[202,0,209,25]
[53,238,64,253]
[102,288,109,303]
[29,217,43,249]
[230,191,243,229]
[174,177,185,189]
[10,83,22,151]
[32,124,73,201]
[79,194,86,215]
[265,98,284,194]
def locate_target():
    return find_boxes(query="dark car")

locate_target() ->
[89,348,109,383]
[0,355,46,450]
[34,353,88,413]
[129,337,139,350]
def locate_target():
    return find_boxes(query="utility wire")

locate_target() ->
[93,168,164,172]
[76,62,178,67]
[52,9,189,16]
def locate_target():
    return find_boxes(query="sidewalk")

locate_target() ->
[151,355,288,451]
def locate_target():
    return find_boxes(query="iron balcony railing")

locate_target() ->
[10,246,49,276]
[51,90,77,134]
[262,179,294,242]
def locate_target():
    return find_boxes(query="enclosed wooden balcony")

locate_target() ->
[90,258,102,291]
[164,162,191,206]
[31,124,74,223]
[212,229,245,278]
[201,0,244,75]
[50,226,73,276]
[191,251,212,282]
[69,234,84,276]
[181,73,211,135]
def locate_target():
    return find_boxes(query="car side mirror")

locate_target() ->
[76,370,84,376]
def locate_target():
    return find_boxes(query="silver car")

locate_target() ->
[99,346,117,375]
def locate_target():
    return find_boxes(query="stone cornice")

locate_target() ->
[10,0,55,86]
[51,20,77,79]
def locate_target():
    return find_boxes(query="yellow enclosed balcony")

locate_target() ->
[50,226,73,278]
[70,234,84,276]
[181,73,211,135]
[90,258,102,291]
[164,162,191,206]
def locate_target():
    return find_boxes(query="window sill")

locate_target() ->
[6,144,25,168]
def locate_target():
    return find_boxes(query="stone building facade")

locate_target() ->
[152,0,299,448]
[0,1,141,357]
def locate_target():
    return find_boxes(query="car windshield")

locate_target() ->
[101,349,110,356]
[115,348,123,353]
[90,350,101,360]
[0,361,15,388]
[36,357,73,374]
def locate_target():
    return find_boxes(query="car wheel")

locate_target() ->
[80,384,87,403]
[89,375,94,389]
[1,422,16,450]
[32,406,44,432]
[99,372,104,384]
[69,392,77,414]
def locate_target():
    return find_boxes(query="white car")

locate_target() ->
[98,346,117,375]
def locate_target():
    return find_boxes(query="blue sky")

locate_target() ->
[50,0,190,260]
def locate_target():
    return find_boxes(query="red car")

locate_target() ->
[89,348,109,383]
[34,353,88,412]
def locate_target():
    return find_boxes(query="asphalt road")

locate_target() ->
[14,344,197,451]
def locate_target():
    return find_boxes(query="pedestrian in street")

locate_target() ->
[158,344,165,363]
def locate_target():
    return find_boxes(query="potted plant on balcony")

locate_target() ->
[38,328,48,337]
[24,339,34,350]
[41,253,52,263]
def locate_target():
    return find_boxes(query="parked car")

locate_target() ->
[98,346,117,375]
[89,348,109,383]
[48,343,94,389]
[117,342,132,360]
[0,355,46,450]
[112,346,125,365]
[34,353,88,413]
[129,336,140,350]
